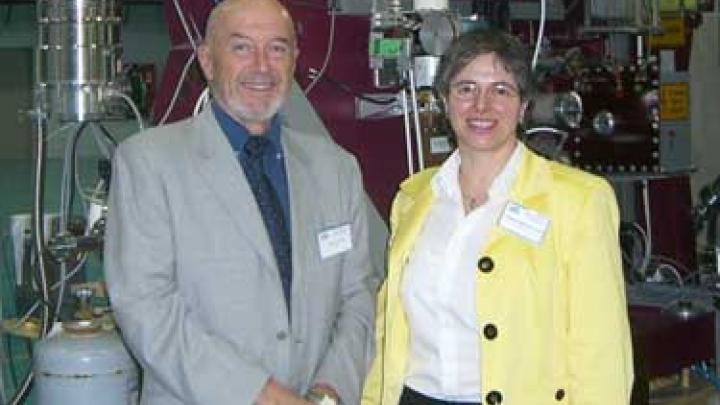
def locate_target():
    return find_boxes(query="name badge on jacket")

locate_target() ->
[498,201,550,245]
[318,224,352,259]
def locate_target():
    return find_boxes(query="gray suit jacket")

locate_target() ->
[104,108,378,405]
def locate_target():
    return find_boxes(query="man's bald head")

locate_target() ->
[204,0,296,47]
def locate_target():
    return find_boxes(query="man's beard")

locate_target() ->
[231,72,287,123]
[232,91,285,123]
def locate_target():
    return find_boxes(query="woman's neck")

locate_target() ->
[457,140,517,210]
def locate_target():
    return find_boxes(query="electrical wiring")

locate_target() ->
[629,221,650,277]
[523,127,569,160]
[652,263,683,286]
[400,89,414,176]
[31,113,51,342]
[67,123,107,223]
[45,123,77,143]
[565,0,581,15]
[408,67,424,171]
[639,179,653,276]
[170,0,199,55]
[303,7,337,95]
[193,87,210,116]
[89,123,117,161]
[185,4,203,42]
[106,89,145,132]
[5,254,88,335]
[62,122,89,230]
[284,0,330,10]
[158,52,197,126]
[53,263,68,322]
[650,254,696,282]
[157,0,202,126]
[653,255,693,275]
[74,155,104,206]
[307,68,398,105]
[531,0,546,70]
[619,222,647,283]
[93,122,119,147]
[7,111,53,405]
[64,121,117,229]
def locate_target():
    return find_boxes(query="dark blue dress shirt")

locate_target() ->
[211,102,291,232]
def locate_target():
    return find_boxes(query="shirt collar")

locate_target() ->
[211,101,283,155]
[432,142,525,203]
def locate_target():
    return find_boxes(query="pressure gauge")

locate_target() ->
[418,11,456,56]
[592,110,615,136]
[555,91,583,129]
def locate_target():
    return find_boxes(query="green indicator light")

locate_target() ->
[371,38,404,57]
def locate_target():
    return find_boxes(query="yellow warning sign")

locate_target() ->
[660,82,689,121]
[648,17,686,48]
[659,0,698,12]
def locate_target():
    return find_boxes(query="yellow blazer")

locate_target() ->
[362,146,633,405]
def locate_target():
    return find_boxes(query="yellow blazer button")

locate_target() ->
[555,389,565,400]
[483,323,498,340]
[477,256,494,273]
[485,390,502,404]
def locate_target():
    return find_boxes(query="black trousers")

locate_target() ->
[399,386,481,405]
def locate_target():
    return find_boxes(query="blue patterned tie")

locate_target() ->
[242,136,292,316]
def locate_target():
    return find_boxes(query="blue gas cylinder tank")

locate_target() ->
[33,320,139,405]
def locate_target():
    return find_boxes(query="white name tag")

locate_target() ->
[498,201,550,245]
[318,224,353,259]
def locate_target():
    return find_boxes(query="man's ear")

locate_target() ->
[197,44,214,82]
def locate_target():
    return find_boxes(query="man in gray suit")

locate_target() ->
[104,0,378,403]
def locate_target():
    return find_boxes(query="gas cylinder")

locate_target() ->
[33,320,138,405]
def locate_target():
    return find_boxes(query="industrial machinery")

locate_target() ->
[358,0,708,177]
[1,0,144,403]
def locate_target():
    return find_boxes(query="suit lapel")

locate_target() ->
[282,128,314,257]
[281,127,322,326]
[189,109,276,269]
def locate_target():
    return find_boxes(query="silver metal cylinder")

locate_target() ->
[528,91,583,129]
[36,0,122,121]
[34,321,139,405]
[412,56,440,88]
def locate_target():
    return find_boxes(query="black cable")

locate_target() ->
[92,122,119,147]
[284,0,330,10]
[67,122,90,227]
[565,0,581,15]
[308,71,401,105]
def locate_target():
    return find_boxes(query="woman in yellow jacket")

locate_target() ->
[362,29,633,405]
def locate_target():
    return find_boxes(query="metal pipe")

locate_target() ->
[400,89,414,175]
[8,107,52,405]
[408,68,425,171]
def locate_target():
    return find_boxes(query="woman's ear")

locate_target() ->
[519,101,529,124]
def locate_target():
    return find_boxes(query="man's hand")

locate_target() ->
[255,378,313,405]
[309,383,340,403]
